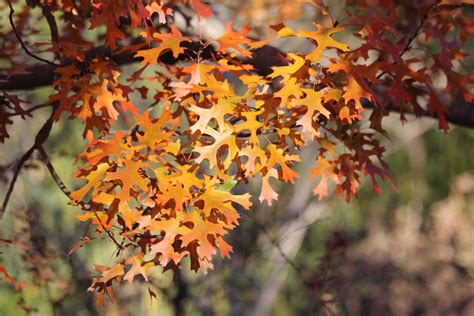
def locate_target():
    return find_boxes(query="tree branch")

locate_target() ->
[1,10,472,129]
[36,145,125,252]
[362,94,474,130]
[0,43,179,91]
[0,105,56,219]
[7,0,61,67]
[8,103,52,117]
[36,145,75,202]
[0,63,56,90]
[0,146,35,219]
[40,3,60,60]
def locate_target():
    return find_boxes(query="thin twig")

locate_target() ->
[400,12,429,57]
[255,221,310,286]
[376,11,429,80]
[94,212,124,251]
[36,145,124,251]
[36,146,76,202]
[40,3,60,61]
[0,106,56,219]
[0,146,35,219]
[8,103,52,117]
[7,0,61,67]
[254,220,335,308]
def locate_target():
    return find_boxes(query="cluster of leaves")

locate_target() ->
[1,0,472,305]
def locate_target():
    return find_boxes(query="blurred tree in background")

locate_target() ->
[1,0,473,315]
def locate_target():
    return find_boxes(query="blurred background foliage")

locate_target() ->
[1,0,474,315]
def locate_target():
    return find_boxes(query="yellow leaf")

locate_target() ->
[71,163,110,202]
[135,25,191,63]
[269,53,307,78]
[189,97,240,133]
[194,127,239,168]
[296,25,349,62]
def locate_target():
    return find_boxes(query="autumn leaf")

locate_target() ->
[217,22,252,57]
[123,254,154,284]
[68,236,93,256]
[135,25,191,63]
[188,96,240,133]
[269,53,308,79]
[259,168,279,205]
[297,88,330,139]
[104,159,149,203]
[296,25,349,62]
[71,163,110,202]
[0,266,13,285]
[149,212,187,266]
[194,127,239,168]
[310,156,339,199]
[146,2,173,24]
[179,212,228,264]
[191,0,213,17]
[266,144,301,184]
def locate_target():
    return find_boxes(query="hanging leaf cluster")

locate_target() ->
[0,0,472,304]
